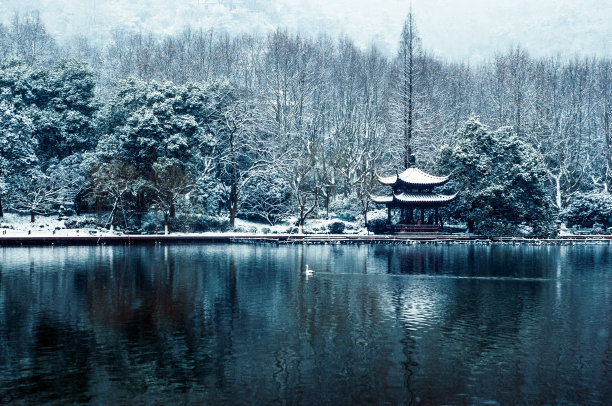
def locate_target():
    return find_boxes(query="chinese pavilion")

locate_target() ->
[371,167,457,232]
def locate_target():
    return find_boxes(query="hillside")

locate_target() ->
[0,0,610,61]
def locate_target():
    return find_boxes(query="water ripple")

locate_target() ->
[0,244,609,404]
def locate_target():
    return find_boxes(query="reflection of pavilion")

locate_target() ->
[371,168,457,233]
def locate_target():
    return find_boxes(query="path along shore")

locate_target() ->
[1,232,611,246]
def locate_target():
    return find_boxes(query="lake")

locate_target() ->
[0,244,610,404]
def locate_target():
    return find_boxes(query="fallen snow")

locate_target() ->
[0,213,370,237]
[0,213,115,237]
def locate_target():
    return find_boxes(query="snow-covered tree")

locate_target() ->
[561,191,612,230]
[239,175,293,225]
[591,60,612,193]
[6,11,58,65]
[211,87,278,227]
[0,102,37,217]
[440,116,555,236]
[11,156,85,222]
[87,159,140,230]
[389,11,422,169]
[39,59,98,160]
[92,79,216,228]
[259,30,328,232]
[0,58,97,165]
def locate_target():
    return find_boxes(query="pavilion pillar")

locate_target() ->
[420,208,425,224]
[387,206,391,224]
[435,207,439,224]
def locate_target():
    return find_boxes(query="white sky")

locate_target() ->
[1,0,610,61]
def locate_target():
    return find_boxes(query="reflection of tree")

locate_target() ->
[0,314,92,404]
[81,246,207,394]
[287,245,409,403]
[384,245,445,275]
[209,252,239,391]
[2,245,609,404]
[390,285,417,403]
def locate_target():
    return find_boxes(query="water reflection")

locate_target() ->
[0,244,610,404]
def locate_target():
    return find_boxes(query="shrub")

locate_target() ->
[189,216,231,232]
[367,218,388,234]
[328,221,345,234]
[140,215,230,233]
[561,191,612,230]
[64,217,99,229]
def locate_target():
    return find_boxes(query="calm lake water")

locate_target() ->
[0,244,610,405]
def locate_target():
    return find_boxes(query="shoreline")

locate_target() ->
[1,233,611,246]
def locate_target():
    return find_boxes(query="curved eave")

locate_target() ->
[370,193,458,206]
[370,195,394,204]
[395,177,449,187]
[377,168,450,187]
[394,192,457,204]
[377,175,398,185]
[397,168,449,187]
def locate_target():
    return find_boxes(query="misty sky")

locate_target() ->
[1,0,610,61]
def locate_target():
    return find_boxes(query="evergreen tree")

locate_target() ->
[40,59,98,160]
[92,79,217,229]
[440,116,555,236]
[0,58,98,165]
[391,11,422,169]
[0,102,37,217]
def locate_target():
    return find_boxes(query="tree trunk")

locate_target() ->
[604,106,611,193]
[229,203,236,228]
[229,129,238,228]
[164,213,169,235]
[30,210,36,223]
[136,191,144,222]
[229,181,237,227]
[467,219,474,233]
[299,204,307,234]
[324,186,332,218]
[109,204,117,229]
[554,174,562,209]
[169,193,176,217]
[0,196,3,217]
[95,196,101,219]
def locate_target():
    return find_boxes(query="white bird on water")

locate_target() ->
[305,264,314,276]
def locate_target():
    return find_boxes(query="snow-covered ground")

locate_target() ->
[232,217,368,235]
[0,213,603,238]
[0,213,108,237]
[0,213,369,237]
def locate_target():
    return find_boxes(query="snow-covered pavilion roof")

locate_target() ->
[378,167,449,187]
[371,192,457,207]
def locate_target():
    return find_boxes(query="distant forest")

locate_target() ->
[0,11,611,234]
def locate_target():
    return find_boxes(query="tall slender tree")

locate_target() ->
[391,11,421,169]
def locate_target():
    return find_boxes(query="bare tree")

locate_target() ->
[592,59,612,192]
[12,164,84,223]
[9,11,57,65]
[90,161,141,231]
